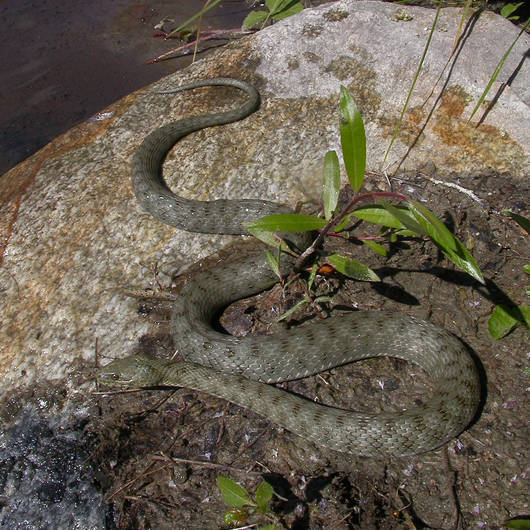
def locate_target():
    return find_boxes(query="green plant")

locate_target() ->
[242,0,304,31]
[165,0,224,39]
[217,476,279,529]
[382,0,443,169]
[504,515,530,529]
[247,86,484,320]
[500,2,525,21]
[467,15,530,122]
[487,211,530,339]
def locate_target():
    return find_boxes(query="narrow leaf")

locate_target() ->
[242,10,269,30]
[248,227,292,254]
[394,229,419,237]
[500,3,523,19]
[522,305,530,325]
[352,204,415,229]
[339,86,366,191]
[265,0,283,11]
[277,295,310,321]
[489,305,530,339]
[307,262,318,290]
[488,305,520,339]
[408,200,485,284]
[271,1,304,19]
[333,211,359,233]
[247,213,326,232]
[265,249,281,279]
[314,295,332,304]
[217,477,255,508]
[382,1,442,167]
[167,0,223,36]
[505,516,530,529]
[362,239,388,256]
[323,150,341,220]
[409,200,458,249]
[328,254,380,282]
[468,17,529,122]
[255,481,274,514]
[502,209,530,234]
[380,200,426,236]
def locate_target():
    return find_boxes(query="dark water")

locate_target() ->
[0,0,253,176]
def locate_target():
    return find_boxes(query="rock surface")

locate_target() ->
[0,1,528,528]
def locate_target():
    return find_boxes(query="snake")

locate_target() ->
[98,78,481,457]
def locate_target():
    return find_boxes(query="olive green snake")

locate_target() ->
[98,78,481,457]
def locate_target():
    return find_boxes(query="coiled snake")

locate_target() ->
[98,78,481,457]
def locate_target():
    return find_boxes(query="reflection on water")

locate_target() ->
[0,0,252,176]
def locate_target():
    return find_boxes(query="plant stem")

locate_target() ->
[293,191,408,271]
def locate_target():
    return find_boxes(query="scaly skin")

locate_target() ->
[99,78,481,457]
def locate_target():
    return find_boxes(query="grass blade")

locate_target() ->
[381,0,442,168]
[167,0,223,37]
[468,17,529,122]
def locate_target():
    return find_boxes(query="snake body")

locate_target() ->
[99,78,481,457]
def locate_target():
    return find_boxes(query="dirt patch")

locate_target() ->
[88,170,528,529]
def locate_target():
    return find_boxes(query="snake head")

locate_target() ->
[97,354,165,388]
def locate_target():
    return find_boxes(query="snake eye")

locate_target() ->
[111,373,120,380]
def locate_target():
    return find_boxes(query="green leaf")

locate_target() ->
[328,253,380,282]
[505,516,530,529]
[352,204,415,229]
[408,201,456,247]
[255,481,274,514]
[217,477,256,508]
[265,249,281,279]
[380,200,426,236]
[339,86,366,192]
[277,295,310,321]
[307,262,318,290]
[247,213,327,232]
[266,0,301,15]
[248,227,292,254]
[500,3,523,19]
[522,305,530,325]
[523,264,530,275]
[333,212,358,233]
[323,150,341,220]
[261,524,277,530]
[314,295,332,304]
[242,10,269,30]
[408,200,485,285]
[265,0,282,10]
[488,305,530,339]
[502,209,530,234]
[362,239,388,256]
[270,0,304,19]
[394,229,418,237]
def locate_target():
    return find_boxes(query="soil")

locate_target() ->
[87,169,529,529]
